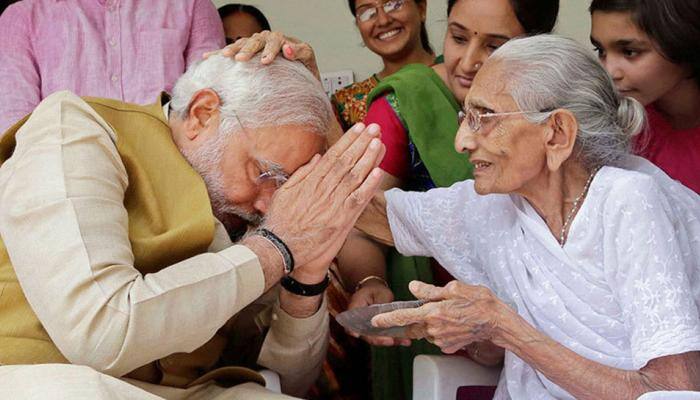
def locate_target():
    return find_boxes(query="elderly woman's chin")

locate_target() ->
[472,175,501,195]
[472,166,512,195]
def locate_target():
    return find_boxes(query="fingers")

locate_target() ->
[405,323,429,340]
[281,154,321,189]
[202,49,218,59]
[409,281,447,302]
[320,124,382,191]
[259,32,285,64]
[234,33,266,61]
[310,123,376,181]
[283,43,320,79]
[220,38,247,58]
[371,307,427,329]
[338,137,384,196]
[410,280,477,302]
[343,326,405,347]
[344,166,384,216]
[363,335,411,347]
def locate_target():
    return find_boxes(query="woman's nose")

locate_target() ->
[375,7,392,26]
[457,42,485,74]
[454,122,477,154]
[602,56,624,82]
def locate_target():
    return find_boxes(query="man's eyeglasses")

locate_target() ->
[255,158,289,189]
[458,106,548,135]
[356,0,406,23]
[231,109,289,190]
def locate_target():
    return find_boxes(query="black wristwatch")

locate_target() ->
[281,273,331,297]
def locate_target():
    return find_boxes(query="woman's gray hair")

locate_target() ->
[170,53,333,138]
[489,34,646,169]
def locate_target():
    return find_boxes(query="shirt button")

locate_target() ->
[109,39,116,47]
[111,75,118,82]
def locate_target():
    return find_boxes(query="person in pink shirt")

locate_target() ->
[0,0,225,135]
[590,0,700,193]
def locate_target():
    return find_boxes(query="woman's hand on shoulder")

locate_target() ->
[205,31,320,80]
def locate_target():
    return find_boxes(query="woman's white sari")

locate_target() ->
[386,156,700,399]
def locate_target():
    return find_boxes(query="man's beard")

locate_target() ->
[179,131,264,232]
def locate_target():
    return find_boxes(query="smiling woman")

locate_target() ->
[330,0,436,131]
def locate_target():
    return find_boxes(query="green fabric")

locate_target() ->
[367,63,473,188]
[366,64,474,400]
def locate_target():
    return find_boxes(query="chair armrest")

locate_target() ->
[413,355,501,400]
[637,392,700,400]
[259,369,281,393]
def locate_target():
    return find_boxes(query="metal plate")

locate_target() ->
[335,300,425,337]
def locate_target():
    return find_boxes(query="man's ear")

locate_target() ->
[183,89,221,140]
[543,109,578,172]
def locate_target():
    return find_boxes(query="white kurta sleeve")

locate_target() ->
[603,173,700,369]
[0,92,265,377]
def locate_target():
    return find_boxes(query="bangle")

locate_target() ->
[281,273,331,297]
[354,275,389,293]
[255,228,295,275]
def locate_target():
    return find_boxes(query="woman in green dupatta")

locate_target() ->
[337,1,560,398]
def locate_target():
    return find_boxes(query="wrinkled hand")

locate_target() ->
[371,280,509,354]
[263,123,385,283]
[205,30,319,79]
[346,281,411,347]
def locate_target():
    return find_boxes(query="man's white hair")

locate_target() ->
[489,34,646,169]
[170,54,333,138]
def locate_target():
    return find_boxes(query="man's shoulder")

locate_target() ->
[29,91,97,120]
[82,95,165,118]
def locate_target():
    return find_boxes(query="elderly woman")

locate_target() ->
[362,35,700,399]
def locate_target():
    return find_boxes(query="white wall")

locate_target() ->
[213,0,592,81]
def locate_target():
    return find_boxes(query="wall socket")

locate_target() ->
[320,70,355,97]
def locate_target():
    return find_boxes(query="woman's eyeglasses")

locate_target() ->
[458,107,548,135]
[356,0,406,23]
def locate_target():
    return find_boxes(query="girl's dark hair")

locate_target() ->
[447,0,559,34]
[347,0,433,54]
[590,0,700,86]
[218,4,271,31]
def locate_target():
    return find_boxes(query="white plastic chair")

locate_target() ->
[412,355,501,400]
[412,357,700,400]
[259,369,281,393]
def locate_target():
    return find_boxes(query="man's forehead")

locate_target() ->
[250,125,324,173]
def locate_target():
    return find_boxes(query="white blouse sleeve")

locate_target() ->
[603,174,700,369]
[385,181,497,288]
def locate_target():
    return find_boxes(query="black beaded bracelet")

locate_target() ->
[281,273,331,297]
[255,228,295,275]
